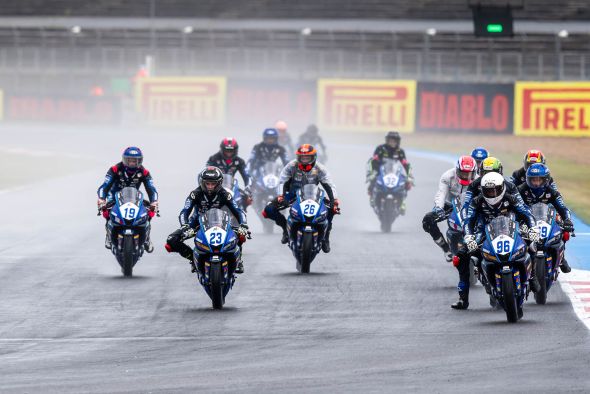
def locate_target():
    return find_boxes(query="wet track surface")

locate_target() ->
[1,128,589,393]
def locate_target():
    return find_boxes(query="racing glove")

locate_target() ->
[464,235,478,252]
[332,199,341,214]
[97,198,106,209]
[432,206,446,221]
[236,224,251,242]
[519,223,529,235]
[563,218,575,233]
[528,227,540,243]
[277,195,285,203]
[181,225,196,239]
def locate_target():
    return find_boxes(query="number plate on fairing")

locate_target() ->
[205,226,227,246]
[492,234,515,255]
[120,202,140,220]
[536,220,551,240]
[301,199,319,217]
[382,174,399,188]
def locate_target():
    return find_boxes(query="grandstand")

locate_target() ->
[0,1,588,94]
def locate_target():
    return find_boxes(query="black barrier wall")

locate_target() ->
[416,82,514,134]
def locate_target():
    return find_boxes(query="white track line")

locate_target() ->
[555,269,590,330]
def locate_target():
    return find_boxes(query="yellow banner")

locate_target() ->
[135,77,226,126]
[317,79,416,132]
[515,82,590,137]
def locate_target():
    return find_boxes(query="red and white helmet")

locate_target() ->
[455,155,477,186]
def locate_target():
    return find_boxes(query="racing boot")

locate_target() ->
[560,258,572,273]
[144,231,154,253]
[400,201,406,216]
[235,257,245,274]
[434,236,452,262]
[322,231,331,253]
[281,224,289,244]
[104,232,112,249]
[451,289,469,310]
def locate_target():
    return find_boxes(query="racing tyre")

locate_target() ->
[380,199,395,233]
[502,272,519,323]
[210,263,225,309]
[122,235,134,277]
[533,257,548,305]
[299,232,313,274]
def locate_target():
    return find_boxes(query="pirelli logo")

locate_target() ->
[135,77,226,126]
[317,79,416,132]
[515,82,590,137]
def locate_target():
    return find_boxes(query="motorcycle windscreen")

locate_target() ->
[487,216,517,239]
[301,184,320,201]
[119,187,142,204]
[531,203,550,223]
[262,161,281,176]
[201,208,229,230]
[222,175,235,190]
[381,158,407,177]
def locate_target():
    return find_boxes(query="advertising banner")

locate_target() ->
[417,82,513,133]
[515,82,590,137]
[135,77,226,127]
[6,95,120,124]
[317,79,416,132]
[227,79,315,130]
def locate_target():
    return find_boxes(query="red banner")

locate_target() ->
[7,96,120,124]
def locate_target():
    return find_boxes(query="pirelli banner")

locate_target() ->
[317,79,416,132]
[515,82,590,137]
[135,77,226,126]
[417,82,513,134]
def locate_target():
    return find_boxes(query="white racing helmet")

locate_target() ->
[480,172,505,207]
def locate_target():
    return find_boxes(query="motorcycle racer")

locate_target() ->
[455,172,538,310]
[262,144,340,253]
[97,146,158,252]
[165,167,249,274]
[422,155,477,262]
[518,163,574,273]
[207,137,252,210]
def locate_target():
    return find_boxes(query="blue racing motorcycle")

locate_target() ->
[446,196,478,286]
[370,158,408,232]
[530,202,566,305]
[105,187,153,277]
[193,208,241,309]
[480,215,532,323]
[287,184,329,273]
[252,161,282,234]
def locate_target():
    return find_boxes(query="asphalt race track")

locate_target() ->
[1,127,589,393]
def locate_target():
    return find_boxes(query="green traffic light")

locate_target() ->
[487,24,504,33]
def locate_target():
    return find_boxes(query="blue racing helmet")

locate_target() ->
[526,163,550,196]
[122,146,143,171]
[263,128,279,144]
[471,147,489,165]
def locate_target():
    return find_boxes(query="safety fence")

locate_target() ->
[1,78,590,137]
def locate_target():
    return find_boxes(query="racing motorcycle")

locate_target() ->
[287,184,329,273]
[193,208,242,309]
[222,174,245,225]
[480,215,532,323]
[446,196,478,286]
[102,187,155,277]
[370,158,408,233]
[252,161,282,234]
[530,202,570,305]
